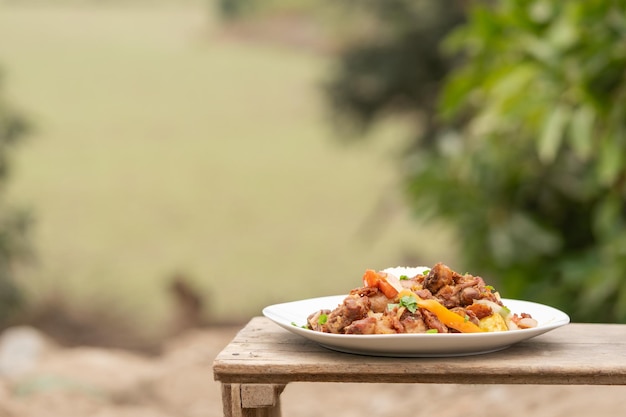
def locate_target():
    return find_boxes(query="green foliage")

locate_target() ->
[324,0,465,137]
[0,70,30,324]
[326,0,626,322]
[408,0,626,322]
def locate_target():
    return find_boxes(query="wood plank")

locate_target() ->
[223,383,285,417]
[213,318,626,386]
[241,384,285,408]
[221,384,234,417]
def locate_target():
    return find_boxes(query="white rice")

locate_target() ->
[382,266,431,279]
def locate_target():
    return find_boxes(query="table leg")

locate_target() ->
[221,383,286,417]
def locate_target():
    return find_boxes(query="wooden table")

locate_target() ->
[212,317,626,417]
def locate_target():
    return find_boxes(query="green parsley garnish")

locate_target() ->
[426,329,438,333]
[399,275,409,280]
[399,295,418,313]
[317,313,328,325]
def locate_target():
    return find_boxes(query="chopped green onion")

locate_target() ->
[387,303,399,311]
[318,313,328,325]
[422,269,430,275]
[399,275,409,280]
[485,285,495,292]
[426,329,438,333]
[399,295,418,313]
[464,315,469,322]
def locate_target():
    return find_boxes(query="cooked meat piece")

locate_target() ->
[466,303,493,320]
[436,285,460,308]
[459,287,480,305]
[377,312,402,334]
[399,276,424,290]
[450,306,480,326]
[368,291,390,313]
[307,309,332,331]
[344,316,378,334]
[457,275,479,287]
[423,263,455,293]
[414,288,434,299]
[324,294,370,333]
[471,276,504,305]
[349,286,378,297]
[346,286,389,313]
[481,289,503,305]
[422,309,449,333]
[400,312,427,333]
[463,308,480,325]
[424,263,502,311]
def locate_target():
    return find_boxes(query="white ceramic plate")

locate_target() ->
[262,295,570,357]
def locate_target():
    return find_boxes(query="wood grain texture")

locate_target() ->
[213,317,626,386]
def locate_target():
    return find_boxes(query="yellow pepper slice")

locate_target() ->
[417,299,484,333]
[395,290,484,333]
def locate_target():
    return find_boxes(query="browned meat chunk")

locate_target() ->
[378,312,403,334]
[466,303,493,319]
[459,287,480,305]
[423,262,454,293]
[436,285,460,308]
[422,309,449,333]
[349,286,378,297]
[400,312,427,333]
[307,309,332,331]
[367,291,390,313]
[324,294,371,334]
[344,316,377,334]
[450,306,479,326]
[423,263,502,310]
[462,308,480,326]
[415,288,434,299]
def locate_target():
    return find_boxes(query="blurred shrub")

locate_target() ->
[324,0,465,138]
[425,0,626,323]
[0,70,31,325]
[327,0,626,323]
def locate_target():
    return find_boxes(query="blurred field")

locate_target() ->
[0,1,455,339]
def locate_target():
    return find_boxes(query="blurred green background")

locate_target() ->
[0,0,454,347]
[1,0,626,349]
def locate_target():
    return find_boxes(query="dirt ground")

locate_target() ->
[0,324,624,417]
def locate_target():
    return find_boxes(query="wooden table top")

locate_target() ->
[213,317,626,386]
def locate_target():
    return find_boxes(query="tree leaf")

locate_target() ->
[597,132,624,186]
[548,10,578,51]
[592,193,621,239]
[538,105,569,163]
[568,105,595,160]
